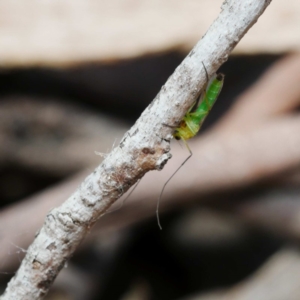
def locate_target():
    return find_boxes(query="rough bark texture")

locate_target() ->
[0,1,272,299]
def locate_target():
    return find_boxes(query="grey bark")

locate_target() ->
[0,1,272,299]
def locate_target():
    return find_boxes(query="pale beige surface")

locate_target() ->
[0,0,297,67]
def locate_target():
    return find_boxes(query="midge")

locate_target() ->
[157,62,225,229]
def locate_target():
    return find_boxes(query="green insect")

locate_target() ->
[157,63,225,229]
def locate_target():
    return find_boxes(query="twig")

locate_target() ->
[2,53,300,275]
[0,1,272,299]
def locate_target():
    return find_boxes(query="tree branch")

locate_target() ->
[0,1,272,299]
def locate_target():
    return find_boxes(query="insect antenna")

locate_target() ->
[201,61,209,83]
[156,139,192,230]
[190,62,209,113]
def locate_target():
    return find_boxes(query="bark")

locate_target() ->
[2,53,300,272]
[0,1,272,299]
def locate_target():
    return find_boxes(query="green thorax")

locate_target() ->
[192,73,224,124]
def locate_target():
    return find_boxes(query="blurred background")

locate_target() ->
[1,0,300,299]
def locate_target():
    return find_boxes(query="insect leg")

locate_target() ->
[156,138,193,230]
[106,179,141,214]
[162,123,178,129]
